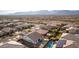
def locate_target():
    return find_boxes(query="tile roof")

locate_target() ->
[27,32,43,42]
[0,41,25,48]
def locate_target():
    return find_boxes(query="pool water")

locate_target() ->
[47,40,54,48]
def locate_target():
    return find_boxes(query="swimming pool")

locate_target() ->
[47,40,54,48]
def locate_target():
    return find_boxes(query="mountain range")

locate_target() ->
[0,10,79,15]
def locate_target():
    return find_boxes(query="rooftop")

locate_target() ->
[27,32,43,42]
[0,41,25,48]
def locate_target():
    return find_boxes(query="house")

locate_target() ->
[35,29,48,35]
[0,41,25,48]
[1,27,15,35]
[0,24,4,30]
[15,24,33,31]
[31,28,48,35]
[15,24,28,31]
[0,31,5,37]
[62,24,74,30]
[32,25,40,30]
[47,22,57,27]
[71,24,79,28]
[19,32,43,48]
[5,23,17,27]
[0,28,16,37]
[40,25,54,30]
[67,28,79,34]
[61,33,79,48]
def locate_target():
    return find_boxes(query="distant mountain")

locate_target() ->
[12,10,51,15]
[0,10,16,15]
[12,10,79,15]
[1,10,79,15]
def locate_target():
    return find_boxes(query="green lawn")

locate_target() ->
[47,28,62,40]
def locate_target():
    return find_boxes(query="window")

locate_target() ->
[37,38,42,43]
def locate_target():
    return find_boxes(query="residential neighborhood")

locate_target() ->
[0,15,79,48]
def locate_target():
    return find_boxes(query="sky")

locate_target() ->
[0,0,79,12]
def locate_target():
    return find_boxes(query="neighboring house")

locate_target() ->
[61,33,79,48]
[0,41,25,48]
[68,28,79,34]
[1,27,15,35]
[75,25,79,28]
[33,25,40,29]
[0,27,16,37]
[62,24,74,30]
[15,24,28,31]
[66,27,74,30]
[36,29,48,35]
[5,23,17,27]
[0,24,4,30]
[0,31,5,37]
[40,25,54,30]
[15,24,33,31]
[47,23,57,27]
[19,32,43,48]
[61,33,69,38]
